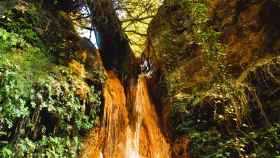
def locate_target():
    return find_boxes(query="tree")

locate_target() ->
[114,0,160,56]
[88,0,135,74]
[52,0,159,77]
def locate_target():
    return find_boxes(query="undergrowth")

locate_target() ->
[168,0,280,157]
[172,81,280,157]
[0,4,102,157]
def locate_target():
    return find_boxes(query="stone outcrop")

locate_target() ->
[146,0,280,157]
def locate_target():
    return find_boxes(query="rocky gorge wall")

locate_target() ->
[0,1,105,157]
[2,0,280,157]
[146,0,280,157]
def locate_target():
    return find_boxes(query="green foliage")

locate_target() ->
[172,83,280,157]
[164,4,254,157]
[0,28,27,53]
[37,68,101,131]
[0,64,30,129]
[1,136,82,158]
[0,28,50,80]
[163,0,224,62]
[0,62,101,157]
[155,0,226,100]
[187,124,280,158]
[117,0,160,56]
[0,6,102,157]
[189,0,224,62]
[1,5,43,48]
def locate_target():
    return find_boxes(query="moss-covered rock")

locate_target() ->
[147,0,280,157]
[0,0,105,157]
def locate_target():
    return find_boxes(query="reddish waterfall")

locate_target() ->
[82,71,171,158]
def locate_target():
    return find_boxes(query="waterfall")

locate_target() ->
[82,71,171,158]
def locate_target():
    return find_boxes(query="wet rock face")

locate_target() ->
[148,0,280,113]
[210,0,280,76]
[148,3,197,74]
[147,2,209,107]
[147,0,280,157]
[148,0,280,95]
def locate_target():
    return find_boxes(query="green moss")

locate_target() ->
[1,4,44,48]
[0,3,102,157]
[1,136,82,158]
[0,27,52,81]
[0,43,101,157]
[171,80,280,157]
[187,123,280,158]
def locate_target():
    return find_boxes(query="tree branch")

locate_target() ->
[125,30,147,36]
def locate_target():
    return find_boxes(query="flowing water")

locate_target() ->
[82,71,171,158]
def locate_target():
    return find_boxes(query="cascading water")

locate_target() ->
[82,71,171,158]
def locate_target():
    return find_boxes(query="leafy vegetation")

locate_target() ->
[0,5,102,157]
[187,123,280,158]
[1,0,280,157]
[172,83,280,157]
[160,0,280,157]
[117,0,160,56]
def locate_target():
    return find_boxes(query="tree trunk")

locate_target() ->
[90,0,137,79]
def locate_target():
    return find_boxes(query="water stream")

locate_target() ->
[82,71,171,158]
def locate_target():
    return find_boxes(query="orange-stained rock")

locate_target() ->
[145,0,280,157]
[68,59,86,78]
[81,125,103,158]
[81,71,171,158]
[172,135,190,158]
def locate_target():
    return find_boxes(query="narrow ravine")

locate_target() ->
[82,71,171,158]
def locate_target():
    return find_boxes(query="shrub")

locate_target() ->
[0,12,102,157]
